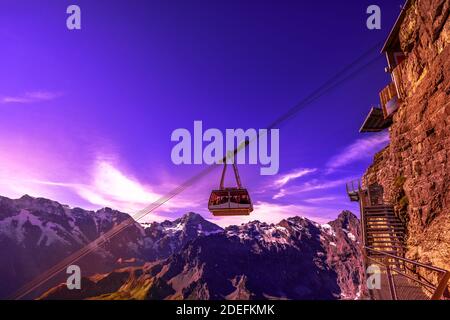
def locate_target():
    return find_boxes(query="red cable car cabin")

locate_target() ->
[208,155,253,216]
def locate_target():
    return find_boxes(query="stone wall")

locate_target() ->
[363,0,450,282]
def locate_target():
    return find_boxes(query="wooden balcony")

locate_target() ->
[379,82,399,119]
[379,60,407,119]
[346,179,362,202]
[360,107,391,133]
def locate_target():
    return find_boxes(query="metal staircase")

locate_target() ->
[346,179,450,300]
[363,205,406,258]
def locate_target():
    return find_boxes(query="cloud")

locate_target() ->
[0,91,62,104]
[272,177,351,199]
[0,153,203,223]
[272,168,317,188]
[0,134,207,223]
[326,132,389,170]
[251,167,317,198]
[29,160,204,222]
[302,196,338,203]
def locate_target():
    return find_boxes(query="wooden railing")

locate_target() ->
[391,60,406,99]
[379,82,398,119]
[379,59,407,119]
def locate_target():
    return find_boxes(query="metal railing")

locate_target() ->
[346,179,361,195]
[364,246,450,300]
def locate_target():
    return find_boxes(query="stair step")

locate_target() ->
[365,219,403,224]
[367,255,403,259]
[366,258,405,264]
[371,262,406,267]
[364,209,395,213]
[366,227,405,231]
[367,234,405,238]
[368,244,405,249]
[369,249,405,256]
[367,238,404,241]
[368,237,405,241]
[365,205,394,209]
[368,244,406,249]
[364,207,395,212]
[368,251,401,256]
[368,231,404,235]
[364,211,395,215]
[366,217,402,221]
[366,230,405,237]
[364,215,397,219]
[368,246,405,249]
[367,256,405,261]
[367,240,405,245]
[368,239,405,242]
[367,236,405,240]
[365,219,400,223]
[367,245,405,249]
[367,242,405,246]
[366,230,405,234]
[366,227,405,232]
[364,205,395,210]
[366,221,404,225]
[366,222,403,226]
[366,223,405,227]
[366,224,404,228]
[364,212,396,216]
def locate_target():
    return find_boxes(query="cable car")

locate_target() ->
[208,155,253,216]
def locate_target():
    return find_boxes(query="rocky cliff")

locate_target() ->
[363,0,449,282]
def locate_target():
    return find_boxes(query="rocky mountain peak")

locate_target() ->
[20,194,34,201]
[332,210,359,229]
[178,211,207,224]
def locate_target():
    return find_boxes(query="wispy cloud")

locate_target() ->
[0,152,203,223]
[273,177,351,199]
[272,168,317,188]
[28,160,203,222]
[326,132,389,170]
[303,196,338,203]
[0,91,62,104]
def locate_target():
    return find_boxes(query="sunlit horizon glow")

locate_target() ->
[0,146,364,227]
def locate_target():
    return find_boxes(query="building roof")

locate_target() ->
[381,0,414,53]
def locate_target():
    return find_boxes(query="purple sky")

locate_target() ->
[0,0,403,226]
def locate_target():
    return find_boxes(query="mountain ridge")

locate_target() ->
[0,194,364,300]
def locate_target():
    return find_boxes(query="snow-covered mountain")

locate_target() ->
[0,194,364,300]
[0,195,219,299]
[40,212,365,300]
[142,212,223,260]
